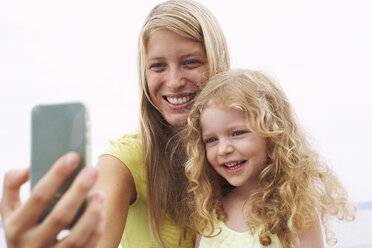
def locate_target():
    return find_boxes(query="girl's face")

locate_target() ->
[146,28,209,126]
[200,107,268,191]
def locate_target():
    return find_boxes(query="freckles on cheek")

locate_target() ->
[195,79,208,93]
[193,68,209,86]
[201,67,210,81]
[199,79,208,89]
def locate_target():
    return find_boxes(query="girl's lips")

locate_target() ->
[222,160,246,174]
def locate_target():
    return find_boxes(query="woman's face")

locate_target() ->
[146,28,209,126]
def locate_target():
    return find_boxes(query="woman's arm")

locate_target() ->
[94,154,136,248]
[0,152,105,248]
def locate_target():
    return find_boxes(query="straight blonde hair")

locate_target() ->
[137,0,230,246]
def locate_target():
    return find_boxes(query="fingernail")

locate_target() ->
[64,152,79,168]
[12,168,29,178]
[83,167,98,183]
[93,191,105,206]
[18,168,29,176]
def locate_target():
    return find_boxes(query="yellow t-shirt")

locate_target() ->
[102,132,194,248]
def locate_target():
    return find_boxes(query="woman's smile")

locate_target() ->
[146,28,209,126]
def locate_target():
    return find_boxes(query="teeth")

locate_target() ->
[167,96,191,105]
[224,161,243,169]
[225,161,239,167]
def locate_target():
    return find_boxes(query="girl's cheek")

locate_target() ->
[205,148,214,164]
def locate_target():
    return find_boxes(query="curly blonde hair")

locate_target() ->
[185,69,355,247]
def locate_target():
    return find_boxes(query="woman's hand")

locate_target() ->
[0,152,105,248]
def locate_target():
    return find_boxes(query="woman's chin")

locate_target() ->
[164,113,189,127]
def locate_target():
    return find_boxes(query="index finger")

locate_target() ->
[12,152,80,228]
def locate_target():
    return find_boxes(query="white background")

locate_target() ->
[1,0,371,209]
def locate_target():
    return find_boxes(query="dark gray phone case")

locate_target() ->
[30,102,89,227]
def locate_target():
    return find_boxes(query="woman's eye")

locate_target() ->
[204,137,217,144]
[184,60,200,68]
[149,63,166,71]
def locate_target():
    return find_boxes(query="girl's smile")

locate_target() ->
[200,107,268,190]
[222,160,247,173]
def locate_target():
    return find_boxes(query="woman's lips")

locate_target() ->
[163,93,196,110]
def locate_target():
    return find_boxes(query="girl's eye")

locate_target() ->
[232,130,247,136]
[204,137,217,144]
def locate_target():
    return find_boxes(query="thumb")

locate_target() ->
[0,168,29,219]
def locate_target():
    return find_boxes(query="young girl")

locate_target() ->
[185,69,355,247]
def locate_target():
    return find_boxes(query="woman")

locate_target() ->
[0,0,230,247]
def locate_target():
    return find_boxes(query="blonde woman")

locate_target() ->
[1,0,230,247]
[185,69,355,247]
[96,0,229,247]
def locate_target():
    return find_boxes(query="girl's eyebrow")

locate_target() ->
[201,133,212,140]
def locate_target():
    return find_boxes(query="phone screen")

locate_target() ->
[30,102,89,226]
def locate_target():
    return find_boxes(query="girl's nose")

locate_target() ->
[218,140,234,156]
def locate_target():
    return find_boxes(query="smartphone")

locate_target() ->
[30,102,90,227]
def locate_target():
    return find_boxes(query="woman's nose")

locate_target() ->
[166,66,186,90]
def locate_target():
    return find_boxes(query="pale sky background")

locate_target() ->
[0,0,371,209]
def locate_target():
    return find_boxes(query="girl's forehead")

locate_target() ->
[199,104,253,123]
[202,99,242,112]
[200,104,244,118]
